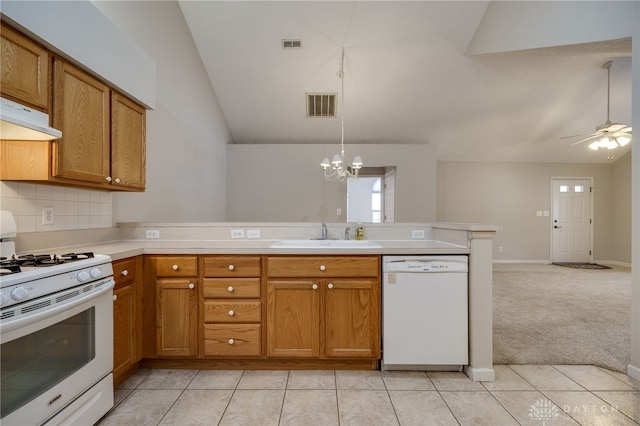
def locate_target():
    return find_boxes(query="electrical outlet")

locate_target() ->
[231,229,245,239]
[411,229,425,239]
[42,207,54,225]
[499,246,504,253]
[336,208,342,216]
[247,229,261,239]
[146,229,160,239]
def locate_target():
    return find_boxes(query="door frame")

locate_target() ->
[549,176,594,263]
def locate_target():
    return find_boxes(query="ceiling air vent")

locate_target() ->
[307,93,337,118]
[282,39,302,49]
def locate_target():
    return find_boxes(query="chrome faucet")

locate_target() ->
[321,222,328,240]
[344,226,350,240]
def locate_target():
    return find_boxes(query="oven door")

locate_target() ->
[0,278,114,426]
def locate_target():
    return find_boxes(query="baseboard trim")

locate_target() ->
[464,366,495,382]
[493,259,632,267]
[627,363,640,381]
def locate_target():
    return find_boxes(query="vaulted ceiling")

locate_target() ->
[178,1,634,163]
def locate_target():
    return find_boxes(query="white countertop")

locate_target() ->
[46,239,469,261]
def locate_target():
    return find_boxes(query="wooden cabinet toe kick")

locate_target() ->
[139,358,379,370]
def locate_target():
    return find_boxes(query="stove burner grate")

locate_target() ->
[0,252,96,274]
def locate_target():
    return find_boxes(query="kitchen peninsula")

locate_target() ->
[13,222,500,383]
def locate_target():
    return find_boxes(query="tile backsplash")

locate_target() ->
[0,182,112,233]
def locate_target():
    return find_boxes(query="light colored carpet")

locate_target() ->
[493,263,631,372]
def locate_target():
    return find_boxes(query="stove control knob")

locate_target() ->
[90,268,102,279]
[0,291,8,305]
[11,287,29,301]
[77,271,90,282]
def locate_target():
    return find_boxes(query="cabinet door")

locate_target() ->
[266,280,319,358]
[324,279,380,358]
[0,23,49,109]
[111,92,146,190]
[156,278,198,357]
[113,283,135,383]
[52,59,110,184]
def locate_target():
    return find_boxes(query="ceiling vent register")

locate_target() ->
[306,93,337,118]
[282,39,302,49]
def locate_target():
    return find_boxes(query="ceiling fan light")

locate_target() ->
[616,135,631,146]
[606,139,619,150]
[588,141,600,150]
[597,137,610,148]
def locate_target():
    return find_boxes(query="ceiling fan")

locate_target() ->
[561,60,632,152]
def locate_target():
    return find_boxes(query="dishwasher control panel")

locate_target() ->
[383,256,468,273]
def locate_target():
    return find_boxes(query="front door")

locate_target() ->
[551,178,592,263]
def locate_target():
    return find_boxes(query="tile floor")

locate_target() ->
[99,365,640,426]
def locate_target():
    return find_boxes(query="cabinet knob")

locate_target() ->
[106,176,112,182]
[328,283,334,289]
[227,286,234,292]
[121,269,129,277]
[188,283,195,289]
[319,265,326,271]
[113,294,118,301]
[312,284,318,290]
[228,264,235,271]
[114,177,121,184]
[172,264,179,271]
[228,310,235,316]
[228,339,235,345]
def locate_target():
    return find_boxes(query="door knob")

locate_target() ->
[554,225,562,229]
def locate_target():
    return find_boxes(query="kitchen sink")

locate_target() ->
[269,239,382,249]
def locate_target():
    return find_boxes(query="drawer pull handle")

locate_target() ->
[227,286,234,292]
[228,310,235,316]
[228,265,235,271]
[228,339,235,345]
[319,265,326,271]
[121,269,129,277]
[312,284,318,290]
[113,295,118,301]
[328,283,334,289]
[188,283,195,289]
[172,264,179,271]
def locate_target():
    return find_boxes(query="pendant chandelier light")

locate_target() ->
[320,48,362,181]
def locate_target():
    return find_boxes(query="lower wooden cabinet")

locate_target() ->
[266,256,380,360]
[156,278,198,357]
[112,256,142,387]
[143,256,199,358]
[202,255,263,357]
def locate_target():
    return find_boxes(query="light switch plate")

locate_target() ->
[146,229,160,239]
[411,229,425,239]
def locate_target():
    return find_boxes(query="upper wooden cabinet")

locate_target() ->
[111,92,146,190]
[0,25,146,192]
[0,23,49,110]
[52,59,111,184]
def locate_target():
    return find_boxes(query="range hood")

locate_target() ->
[0,97,62,140]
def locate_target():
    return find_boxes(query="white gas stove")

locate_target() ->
[0,211,115,426]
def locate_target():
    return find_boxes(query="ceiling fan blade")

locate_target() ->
[561,132,599,140]
[571,135,600,146]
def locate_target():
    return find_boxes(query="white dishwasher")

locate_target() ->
[382,255,468,370]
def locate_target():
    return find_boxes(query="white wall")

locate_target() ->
[227,144,436,223]
[437,159,631,263]
[93,1,231,223]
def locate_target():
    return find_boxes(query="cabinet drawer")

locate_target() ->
[154,256,198,277]
[204,301,261,323]
[267,256,379,278]
[203,278,260,298]
[204,324,261,357]
[203,256,261,277]
[113,257,136,288]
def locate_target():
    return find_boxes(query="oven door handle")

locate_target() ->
[0,279,114,334]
